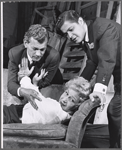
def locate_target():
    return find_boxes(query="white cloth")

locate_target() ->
[93,76,114,124]
[93,83,107,95]
[21,76,71,124]
[93,92,114,124]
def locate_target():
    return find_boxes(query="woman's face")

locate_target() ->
[60,18,86,43]
[59,88,80,113]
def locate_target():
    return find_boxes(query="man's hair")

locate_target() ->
[56,10,80,30]
[65,76,91,102]
[23,24,48,44]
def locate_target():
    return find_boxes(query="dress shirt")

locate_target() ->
[20,76,71,124]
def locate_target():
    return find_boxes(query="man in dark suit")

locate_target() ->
[7,24,63,109]
[56,10,121,148]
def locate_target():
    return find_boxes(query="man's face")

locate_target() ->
[59,88,80,113]
[60,18,86,43]
[24,37,47,61]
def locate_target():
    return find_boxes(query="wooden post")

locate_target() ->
[75,2,82,14]
[106,1,114,19]
[116,1,121,24]
[80,2,97,10]
[96,1,101,17]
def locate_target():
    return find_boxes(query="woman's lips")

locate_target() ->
[60,101,66,107]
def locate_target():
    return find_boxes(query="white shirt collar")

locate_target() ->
[84,23,89,42]
[27,51,33,64]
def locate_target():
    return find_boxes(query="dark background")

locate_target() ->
[3,1,119,68]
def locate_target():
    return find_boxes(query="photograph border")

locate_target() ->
[1,0,121,149]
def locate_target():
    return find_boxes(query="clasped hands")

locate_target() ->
[78,77,106,110]
[89,91,106,111]
[18,57,48,110]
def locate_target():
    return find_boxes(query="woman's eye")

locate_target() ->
[69,28,73,31]
[68,96,74,102]
[71,99,75,103]
[65,91,68,95]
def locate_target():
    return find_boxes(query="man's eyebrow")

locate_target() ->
[64,26,72,34]
[32,46,38,49]
[32,47,46,50]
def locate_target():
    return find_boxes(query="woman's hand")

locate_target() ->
[19,87,42,110]
[32,69,48,86]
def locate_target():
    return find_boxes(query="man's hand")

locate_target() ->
[19,87,42,110]
[32,69,48,86]
[89,91,106,105]
[18,57,34,81]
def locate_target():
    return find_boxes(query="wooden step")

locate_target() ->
[63,50,85,58]
[60,61,83,69]
[63,72,79,80]
[67,42,81,47]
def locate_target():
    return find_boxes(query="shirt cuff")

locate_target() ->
[20,76,39,92]
[93,83,107,95]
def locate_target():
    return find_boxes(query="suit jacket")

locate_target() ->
[7,44,63,97]
[81,17,121,88]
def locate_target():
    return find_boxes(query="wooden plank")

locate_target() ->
[80,2,97,10]
[63,72,79,80]
[116,1,121,24]
[63,50,85,58]
[67,42,81,47]
[30,2,39,25]
[66,2,71,10]
[75,2,82,14]
[60,61,83,69]
[58,2,66,12]
[106,1,114,19]
[78,53,87,76]
[96,1,101,17]
[35,9,48,19]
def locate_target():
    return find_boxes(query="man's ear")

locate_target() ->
[77,102,82,107]
[24,40,28,48]
[78,17,84,25]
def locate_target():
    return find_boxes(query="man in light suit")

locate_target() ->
[7,24,63,109]
[56,10,121,148]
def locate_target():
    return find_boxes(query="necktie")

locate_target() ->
[29,61,36,69]
[84,41,93,61]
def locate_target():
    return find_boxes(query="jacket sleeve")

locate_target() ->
[81,58,97,81]
[7,49,20,97]
[95,23,120,86]
[38,50,60,89]
[81,19,120,86]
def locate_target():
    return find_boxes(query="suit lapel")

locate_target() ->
[21,48,27,60]
[83,20,96,61]
[19,48,28,66]
[87,20,94,44]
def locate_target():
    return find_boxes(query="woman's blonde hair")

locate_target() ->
[65,76,91,102]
